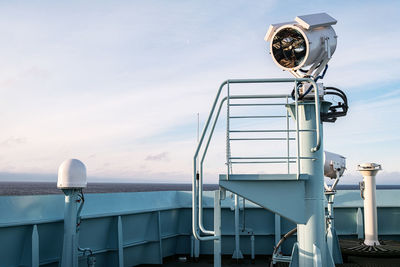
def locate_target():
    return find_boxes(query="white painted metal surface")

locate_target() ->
[358,163,382,246]
[295,13,337,30]
[232,194,243,260]
[57,159,87,189]
[324,151,346,179]
[214,190,221,267]
[269,24,337,71]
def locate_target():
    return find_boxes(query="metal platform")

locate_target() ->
[219,174,307,224]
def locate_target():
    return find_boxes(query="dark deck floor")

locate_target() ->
[156,255,400,267]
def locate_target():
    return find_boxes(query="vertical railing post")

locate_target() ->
[294,82,300,179]
[117,215,124,267]
[233,194,243,260]
[214,190,221,267]
[226,81,231,178]
[286,95,290,174]
[250,234,255,263]
[157,211,163,264]
[32,224,39,267]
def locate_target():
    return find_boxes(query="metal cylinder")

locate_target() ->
[251,234,255,262]
[232,194,243,259]
[60,189,80,267]
[297,102,327,267]
[358,163,382,246]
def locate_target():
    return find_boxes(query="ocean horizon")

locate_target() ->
[1,181,400,196]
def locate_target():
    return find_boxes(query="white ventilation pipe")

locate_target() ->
[357,163,382,246]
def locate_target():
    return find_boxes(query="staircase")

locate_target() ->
[216,81,320,224]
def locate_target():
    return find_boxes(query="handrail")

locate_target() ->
[192,78,322,241]
[198,94,290,235]
[309,79,321,152]
[199,93,295,235]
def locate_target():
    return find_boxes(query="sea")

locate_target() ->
[0,182,400,196]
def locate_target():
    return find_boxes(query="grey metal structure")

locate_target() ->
[192,76,340,266]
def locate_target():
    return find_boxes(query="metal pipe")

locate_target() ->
[295,83,300,178]
[226,81,231,177]
[199,94,292,235]
[199,98,227,235]
[229,129,315,133]
[286,95,290,174]
[230,138,296,141]
[271,228,297,267]
[230,115,288,119]
[230,156,316,160]
[251,234,255,263]
[214,190,221,267]
[229,103,287,106]
[192,161,217,241]
[231,161,296,164]
[232,194,243,260]
[310,79,321,152]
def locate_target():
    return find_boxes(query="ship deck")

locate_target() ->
[158,255,400,267]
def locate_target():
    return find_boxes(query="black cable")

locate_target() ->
[325,87,348,102]
[321,87,349,122]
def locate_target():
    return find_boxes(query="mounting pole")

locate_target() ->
[60,189,81,267]
[57,159,87,267]
[358,163,382,246]
[292,100,333,267]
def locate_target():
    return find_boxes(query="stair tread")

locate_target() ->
[219,173,308,181]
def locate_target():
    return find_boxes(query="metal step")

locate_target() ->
[219,174,309,181]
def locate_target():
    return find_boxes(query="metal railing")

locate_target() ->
[192,78,321,241]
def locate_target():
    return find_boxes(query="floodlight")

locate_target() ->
[265,13,337,78]
[324,151,346,179]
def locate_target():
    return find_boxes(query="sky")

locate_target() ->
[0,0,399,184]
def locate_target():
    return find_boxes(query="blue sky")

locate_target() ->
[0,0,399,183]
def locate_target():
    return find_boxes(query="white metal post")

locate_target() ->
[232,194,243,260]
[296,102,328,267]
[358,163,381,246]
[214,190,221,267]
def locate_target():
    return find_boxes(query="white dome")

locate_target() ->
[57,159,87,189]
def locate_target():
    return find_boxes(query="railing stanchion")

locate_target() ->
[286,95,290,174]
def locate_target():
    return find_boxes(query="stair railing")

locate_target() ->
[192,78,321,241]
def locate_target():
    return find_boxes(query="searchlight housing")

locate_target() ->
[265,13,337,79]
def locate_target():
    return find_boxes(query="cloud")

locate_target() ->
[1,137,27,147]
[145,152,169,161]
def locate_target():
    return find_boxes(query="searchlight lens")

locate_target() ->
[272,28,307,69]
